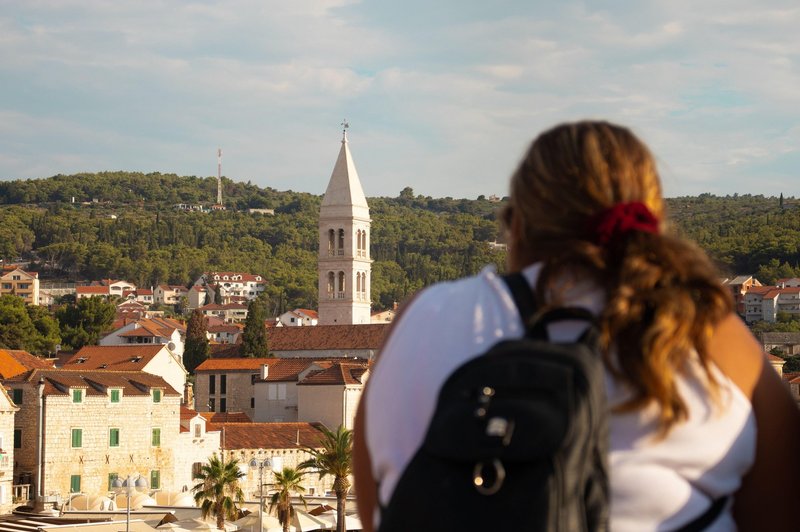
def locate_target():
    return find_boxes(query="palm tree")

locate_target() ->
[300,425,352,532]
[268,467,307,532]
[192,454,245,530]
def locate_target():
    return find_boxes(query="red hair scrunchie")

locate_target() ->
[588,202,660,246]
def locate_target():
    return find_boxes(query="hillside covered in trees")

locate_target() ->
[0,172,797,311]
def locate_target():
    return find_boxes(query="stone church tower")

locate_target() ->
[318,127,371,325]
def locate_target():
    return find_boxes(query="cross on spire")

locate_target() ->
[341,119,350,141]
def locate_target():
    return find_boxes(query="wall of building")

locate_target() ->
[195,371,257,418]
[13,384,181,502]
[297,386,344,430]
[174,420,221,493]
[252,382,299,423]
[0,401,17,514]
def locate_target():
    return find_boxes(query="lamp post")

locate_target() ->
[112,474,148,532]
[249,457,272,526]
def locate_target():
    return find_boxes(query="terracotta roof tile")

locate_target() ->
[299,362,369,386]
[202,412,252,424]
[0,349,55,379]
[196,357,328,382]
[267,324,389,351]
[77,286,110,295]
[65,345,166,371]
[7,368,181,396]
[217,422,324,450]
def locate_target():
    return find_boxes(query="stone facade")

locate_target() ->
[8,369,181,503]
[0,388,19,514]
[174,408,222,493]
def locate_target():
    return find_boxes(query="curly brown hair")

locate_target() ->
[503,121,733,434]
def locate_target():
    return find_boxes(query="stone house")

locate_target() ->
[61,345,188,402]
[0,267,40,306]
[760,332,800,356]
[6,368,181,504]
[0,387,19,514]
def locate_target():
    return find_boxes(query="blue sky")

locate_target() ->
[1,0,798,199]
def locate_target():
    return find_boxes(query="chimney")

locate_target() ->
[184,381,194,408]
[392,301,398,311]
[260,364,269,380]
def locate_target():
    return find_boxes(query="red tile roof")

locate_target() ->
[201,411,252,424]
[205,272,264,283]
[6,368,181,396]
[65,345,167,371]
[299,362,368,386]
[196,357,330,382]
[296,309,319,319]
[0,349,55,379]
[267,324,389,351]
[77,286,110,295]
[217,422,324,450]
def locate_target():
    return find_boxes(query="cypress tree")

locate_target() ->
[242,296,270,358]
[184,309,210,373]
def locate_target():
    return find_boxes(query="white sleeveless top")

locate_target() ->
[365,264,756,531]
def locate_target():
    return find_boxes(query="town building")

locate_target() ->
[6,369,181,505]
[216,422,333,498]
[174,407,222,493]
[722,275,762,315]
[267,324,388,358]
[154,285,189,307]
[0,387,19,515]
[62,345,188,399]
[99,317,186,360]
[0,268,40,306]
[296,362,369,430]
[318,129,372,325]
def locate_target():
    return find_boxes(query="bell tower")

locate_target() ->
[318,122,371,325]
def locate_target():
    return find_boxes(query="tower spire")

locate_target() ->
[341,119,349,142]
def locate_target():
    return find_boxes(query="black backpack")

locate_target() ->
[377,272,610,532]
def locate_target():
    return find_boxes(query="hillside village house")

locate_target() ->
[0,268,40,306]
[206,321,243,344]
[188,285,208,310]
[6,368,181,505]
[154,285,189,307]
[199,302,248,323]
[99,317,186,360]
[744,285,800,323]
[278,309,319,327]
[63,345,188,399]
[194,272,266,304]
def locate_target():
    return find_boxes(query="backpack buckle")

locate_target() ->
[473,459,506,496]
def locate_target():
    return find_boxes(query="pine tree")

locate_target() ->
[184,309,209,373]
[242,295,270,358]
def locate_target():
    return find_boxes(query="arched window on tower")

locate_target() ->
[338,271,345,298]
[328,229,335,256]
[338,229,345,255]
[361,272,368,299]
[361,230,368,258]
[356,272,361,299]
[327,272,335,298]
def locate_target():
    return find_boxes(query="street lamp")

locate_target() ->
[249,457,272,526]
[112,474,148,532]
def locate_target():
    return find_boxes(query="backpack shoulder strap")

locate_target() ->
[502,273,598,342]
[501,272,537,325]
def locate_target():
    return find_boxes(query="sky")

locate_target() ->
[1,0,798,199]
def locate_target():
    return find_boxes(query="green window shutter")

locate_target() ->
[151,428,161,447]
[150,470,160,490]
[70,475,81,493]
[153,389,162,403]
[108,473,118,490]
[109,428,120,447]
[71,428,82,448]
[13,429,21,449]
[72,389,82,403]
[12,389,22,404]
[110,389,120,403]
